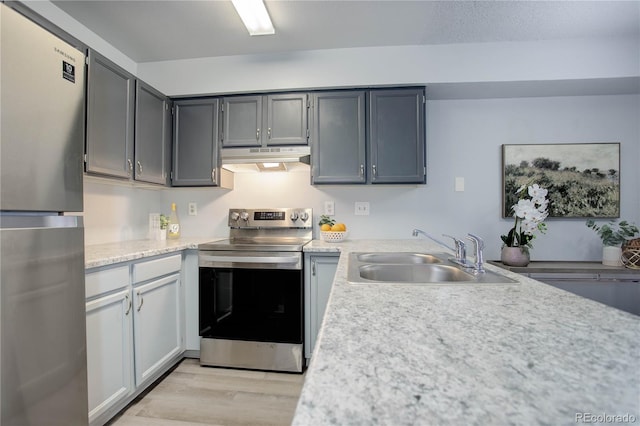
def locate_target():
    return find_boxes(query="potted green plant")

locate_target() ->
[586,219,639,266]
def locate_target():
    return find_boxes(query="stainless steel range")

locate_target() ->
[198,208,312,373]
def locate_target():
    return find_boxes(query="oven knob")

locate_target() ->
[299,211,309,222]
[290,211,299,221]
[230,211,240,221]
[239,211,250,221]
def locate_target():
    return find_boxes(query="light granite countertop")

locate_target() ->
[295,239,640,425]
[85,237,221,269]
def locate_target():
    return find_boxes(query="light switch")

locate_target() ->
[455,177,465,192]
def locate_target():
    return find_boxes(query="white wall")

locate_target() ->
[149,94,637,262]
[138,38,639,97]
[29,1,639,260]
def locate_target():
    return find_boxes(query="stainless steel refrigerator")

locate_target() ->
[1,4,88,425]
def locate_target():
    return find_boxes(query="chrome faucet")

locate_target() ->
[443,234,467,265]
[412,229,454,251]
[466,233,485,273]
[412,229,469,266]
[412,228,486,273]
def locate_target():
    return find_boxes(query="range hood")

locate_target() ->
[221,146,311,166]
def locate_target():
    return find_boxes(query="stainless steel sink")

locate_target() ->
[359,264,473,282]
[347,252,517,285]
[356,252,442,264]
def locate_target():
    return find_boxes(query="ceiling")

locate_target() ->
[51,0,640,63]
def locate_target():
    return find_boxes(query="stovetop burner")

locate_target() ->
[199,237,311,252]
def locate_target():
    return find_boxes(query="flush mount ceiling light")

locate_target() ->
[231,0,275,36]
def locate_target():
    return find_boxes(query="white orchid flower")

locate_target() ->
[528,184,548,199]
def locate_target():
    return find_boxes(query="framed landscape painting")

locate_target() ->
[502,143,620,218]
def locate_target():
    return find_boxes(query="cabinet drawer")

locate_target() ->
[133,254,181,284]
[86,265,130,299]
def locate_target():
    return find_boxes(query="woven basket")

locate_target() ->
[621,238,640,269]
[320,231,348,243]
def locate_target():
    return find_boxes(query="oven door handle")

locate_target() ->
[199,254,300,264]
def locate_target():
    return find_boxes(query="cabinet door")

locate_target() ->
[132,273,182,386]
[86,50,135,178]
[304,255,339,359]
[311,91,366,184]
[265,93,308,146]
[369,88,426,184]
[134,80,171,185]
[86,289,133,423]
[172,99,221,186]
[222,95,262,147]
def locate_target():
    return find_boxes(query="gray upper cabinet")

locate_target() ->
[311,91,366,184]
[172,98,228,187]
[222,93,308,147]
[86,50,135,179]
[311,87,426,185]
[134,81,171,185]
[369,88,426,184]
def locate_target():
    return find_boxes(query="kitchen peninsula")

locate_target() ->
[295,240,640,425]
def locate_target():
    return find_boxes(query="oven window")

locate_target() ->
[199,267,303,344]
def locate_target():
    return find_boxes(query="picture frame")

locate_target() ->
[502,143,620,218]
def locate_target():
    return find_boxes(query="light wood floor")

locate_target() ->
[108,358,306,426]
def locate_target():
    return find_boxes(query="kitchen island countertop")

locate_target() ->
[85,237,221,269]
[294,239,640,425]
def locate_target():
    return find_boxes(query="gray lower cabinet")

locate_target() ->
[222,93,309,147]
[85,254,184,426]
[86,50,135,179]
[304,253,339,360]
[311,87,426,184]
[172,98,232,187]
[134,80,171,185]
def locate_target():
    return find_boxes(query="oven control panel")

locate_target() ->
[228,208,312,228]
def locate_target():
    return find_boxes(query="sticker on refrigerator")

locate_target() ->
[62,61,75,83]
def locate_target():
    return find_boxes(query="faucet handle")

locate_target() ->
[467,233,484,248]
[466,233,485,272]
[443,234,466,260]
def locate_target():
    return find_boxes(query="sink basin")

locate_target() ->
[356,252,442,264]
[347,252,518,285]
[359,264,472,282]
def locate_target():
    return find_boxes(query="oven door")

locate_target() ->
[198,251,303,344]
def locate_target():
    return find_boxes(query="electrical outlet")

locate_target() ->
[324,201,335,216]
[455,177,465,192]
[355,201,370,216]
[188,202,197,216]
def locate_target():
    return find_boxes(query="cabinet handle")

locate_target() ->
[372,164,377,178]
[127,159,133,175]
[267,127,272,139]
[137,291,143,312]
[124,294,132,315]
[256,128,260,141]
[137,160,143,174]
[359,164,364,177]
[312,260,316,276]
[211,169,217,182]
